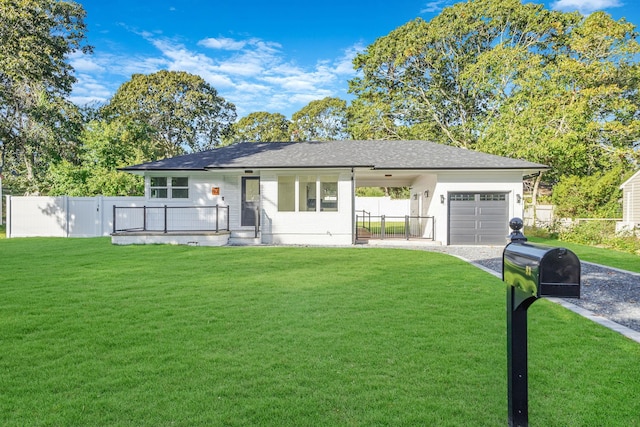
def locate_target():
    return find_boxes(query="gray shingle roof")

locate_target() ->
[120,140,547,171]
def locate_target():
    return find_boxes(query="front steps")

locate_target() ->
[228,230,262,246]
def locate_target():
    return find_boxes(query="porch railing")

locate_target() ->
[113,205,230,234]
[356,211,435,240]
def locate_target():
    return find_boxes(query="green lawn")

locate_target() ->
[1,238,639,426]
[529,236,640,273]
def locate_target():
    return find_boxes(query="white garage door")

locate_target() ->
[448,193,509,245]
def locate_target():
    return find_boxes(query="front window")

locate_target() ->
[299,176,317,212]
[277,176,295,212]
[171,177,189,198]
[320,176,338,211]
[150,176,189,199]
[277,175,338,212]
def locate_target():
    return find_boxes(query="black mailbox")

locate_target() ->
[503,242,581,299]
[503,218,581,427]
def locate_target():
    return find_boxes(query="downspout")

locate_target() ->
[351,168,356,245]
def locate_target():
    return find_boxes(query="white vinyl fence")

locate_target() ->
[355,196,410,217]
[5,196,144,238]
[6,195,411,238]
[523,204,555,227]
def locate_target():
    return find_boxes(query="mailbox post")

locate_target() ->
[503,218,581,427]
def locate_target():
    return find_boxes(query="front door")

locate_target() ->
[241,177,260,227]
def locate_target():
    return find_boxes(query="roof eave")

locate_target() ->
[204,165,374,170]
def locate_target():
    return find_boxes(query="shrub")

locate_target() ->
[559,221,613,245]
[559,221,640,255]
[525,226,558,239]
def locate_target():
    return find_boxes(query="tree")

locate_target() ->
[226,112,291,143]
[0,0,91,194]
[103,70,236,156]
[551,167,629,218]
[476,10,640,199]
[349,0,640,207]
[290,97,349,141]
[349,0,577,147]
[48,120,158,196]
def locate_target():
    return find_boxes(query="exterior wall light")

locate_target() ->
[516,194,522,203]
[424,190,429,198]
[440,194,446,204]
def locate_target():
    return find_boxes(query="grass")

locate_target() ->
[1,238,639,426]
[529,236,640,273]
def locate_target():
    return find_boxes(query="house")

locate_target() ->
[618,170,640,233]
[115,140,547,246]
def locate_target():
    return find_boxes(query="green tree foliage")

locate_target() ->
[355,187,386,197]
[355,187,410,199]
[226,112,291,143]
[478,11,640,183]
[103,70,236,156]
[48,120,158,196]
[551,167,629,218]
[348,0,640,208]
[0,0,90,194]
[349,0,575,147]
[290,97,349,141]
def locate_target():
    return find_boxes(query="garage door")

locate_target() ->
[448,193,509,245]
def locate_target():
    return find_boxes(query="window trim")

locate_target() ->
[149,176,190,200]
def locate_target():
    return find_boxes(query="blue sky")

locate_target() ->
[70,0,639,119]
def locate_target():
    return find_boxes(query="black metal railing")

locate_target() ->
[356,209,371,231]
[356,213,435,240]
[113,205,230,234]
[254,206,260,238]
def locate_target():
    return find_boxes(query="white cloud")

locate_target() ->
[70,73,114,106]
[70,28,360,118]
[69,52,105,73]
[551,0,622,14]
[198,37,247,50]
[421,1,448,14]
[148,35,347,115]
[333,43,364,75]
[115,54,169,77]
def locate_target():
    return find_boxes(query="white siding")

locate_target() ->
[430,171,524,245]
[190,175,226,206]
[621,171,640,224]
[409,174,438,219]
[260,170,353,245]
[222,174,242,230]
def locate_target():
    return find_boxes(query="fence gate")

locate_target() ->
[67,198,100,237]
